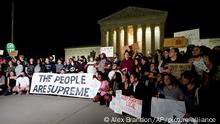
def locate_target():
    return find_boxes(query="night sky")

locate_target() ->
[0,0,219,58]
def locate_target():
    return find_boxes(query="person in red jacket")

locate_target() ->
[120,50,135,74]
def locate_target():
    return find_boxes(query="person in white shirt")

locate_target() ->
[86,57,96,75]
[13,71,30,95]
[108,62,122,81]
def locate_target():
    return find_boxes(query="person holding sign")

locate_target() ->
[188,46,212,89]
[160,48,182,73]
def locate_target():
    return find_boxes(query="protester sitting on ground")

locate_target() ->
[108,62,122,81]
[13,71,30,95]
[154,73,165,98]
[0,71,6,95]
[121,73,132,96]
[6,71,16,95]
[130,73,146,100]
[93,71,111,106]
[163,73,184,101]
[110,72,122,96]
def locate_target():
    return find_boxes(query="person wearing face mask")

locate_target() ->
[13,71,30,95]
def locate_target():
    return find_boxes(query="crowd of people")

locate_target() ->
[0,44,219,119]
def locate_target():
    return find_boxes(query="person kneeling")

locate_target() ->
[92,71,111,106]
[13,71,30,95]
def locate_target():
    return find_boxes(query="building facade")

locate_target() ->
[98,6,168,57]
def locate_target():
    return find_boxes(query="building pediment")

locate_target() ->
[98,6,168,24]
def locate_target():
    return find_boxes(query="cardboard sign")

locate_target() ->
[168,63,192,79]
[131,42,139,51]
[121,45,130,55]
[9,50,18,57]
[30,73,101,98]
[164,37,188,48]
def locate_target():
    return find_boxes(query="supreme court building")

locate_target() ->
[98,6,168,57]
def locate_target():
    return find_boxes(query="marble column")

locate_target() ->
[133,25,137,43]
[142,24,146,55]
[124,26,128,45]
[116,28,120,53]
[101,30,105,46]
[150,25,155,55]
[160,23,165,50]
[109,29,113,46]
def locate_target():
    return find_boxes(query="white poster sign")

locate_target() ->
[100,47,114,57]
[174,29,200,44]
[110,94,143,118]
[30,73,101,98]
[0,50,3,55]
[120,95,142,118]
[151,97,186,120]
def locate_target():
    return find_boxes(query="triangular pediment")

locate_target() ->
[98,6,167,24]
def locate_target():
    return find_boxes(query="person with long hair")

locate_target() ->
[7,71,16,95]
[110,72,122,96]
[163,73,184,101]
[92,71,111,106]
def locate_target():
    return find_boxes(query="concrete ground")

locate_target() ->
[0,95,152,124]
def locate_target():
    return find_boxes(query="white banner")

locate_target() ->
[30,73,101,98]
[100,47,114,57]
[151,97,186,120]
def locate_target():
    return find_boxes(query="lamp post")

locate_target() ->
[11,0,14,43]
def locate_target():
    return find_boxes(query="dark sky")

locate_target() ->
[0,0,219,58]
